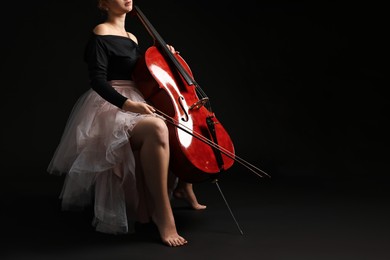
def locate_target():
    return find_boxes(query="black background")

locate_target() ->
[2,1,389,259]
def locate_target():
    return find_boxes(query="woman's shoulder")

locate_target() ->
[93,23,110,35]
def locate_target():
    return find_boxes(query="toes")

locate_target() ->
[179,237,188,244]
[173,237,187,246]
[164,237,188,247]
[196,205,207,210]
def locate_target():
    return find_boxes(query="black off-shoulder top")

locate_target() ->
[84,33,142,108]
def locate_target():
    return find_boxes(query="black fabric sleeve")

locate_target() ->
[84,36,128,109]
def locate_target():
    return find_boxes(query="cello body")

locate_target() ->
[131,5,270,183]
[133,45,235,183]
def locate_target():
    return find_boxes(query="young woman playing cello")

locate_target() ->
[47,0,206,247]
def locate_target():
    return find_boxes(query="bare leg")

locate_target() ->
[174,180,207,210]
[131,117,187,247]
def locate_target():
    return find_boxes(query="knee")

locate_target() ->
[148,118,169,146]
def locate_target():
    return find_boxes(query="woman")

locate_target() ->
[47,0,206,247]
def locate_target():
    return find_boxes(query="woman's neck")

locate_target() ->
[106,14,127,32]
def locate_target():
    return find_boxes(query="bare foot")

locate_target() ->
[173,185,207,210]
[152,214,188,247]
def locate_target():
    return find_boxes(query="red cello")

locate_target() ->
[131,6,270,184]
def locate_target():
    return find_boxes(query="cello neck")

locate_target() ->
[133,5,196,86]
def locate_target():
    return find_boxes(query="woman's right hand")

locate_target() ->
[122,99,156,115]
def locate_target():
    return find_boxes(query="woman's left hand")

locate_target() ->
[166,44,179,54]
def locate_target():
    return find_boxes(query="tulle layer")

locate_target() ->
[47,80,174,234]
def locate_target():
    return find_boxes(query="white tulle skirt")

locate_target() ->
[47,80,177,234]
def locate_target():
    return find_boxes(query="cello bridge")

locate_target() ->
[189,97,209,110]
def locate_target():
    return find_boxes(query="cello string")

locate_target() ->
[193,82,208,99]
[193,84,212,111]
[134,6,269,178]
[155,110,235,161]
[155,110,269,178]
[155,109,271,178]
